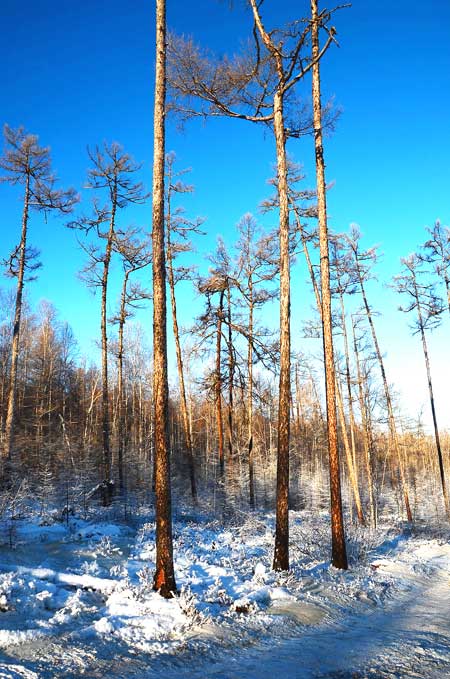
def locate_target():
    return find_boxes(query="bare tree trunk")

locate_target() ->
[335,377,365,525]
[247,0,291,570]
[166,214,197,503]
[414,286,450,517]
[100,200,116,498]
[298,214,363,525]
[272,87,291,571]
[248,283,255,509]
[337,287,357,470]
[152,0,176,598]
[351,315,376,527]
[357,269,412,522]
[116,269,130,493]
[226,282,235,489]
[215,290,225,477]
[311,0,347,569]
[3,174,30,466]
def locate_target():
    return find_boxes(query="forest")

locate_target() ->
[0,1,449,678]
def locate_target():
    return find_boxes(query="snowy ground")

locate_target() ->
[0,505,449,678]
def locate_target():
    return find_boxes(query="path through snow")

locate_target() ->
[0,514,448,678]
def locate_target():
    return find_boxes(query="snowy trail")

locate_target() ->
[0,517,449,678]
[136,555,450,679]
[8,542,448,679]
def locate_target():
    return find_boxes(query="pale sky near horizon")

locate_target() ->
[1,0,449,431]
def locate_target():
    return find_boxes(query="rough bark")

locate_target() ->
[152,0,177,598]
[272,87,291,572]
[311,0,347,569]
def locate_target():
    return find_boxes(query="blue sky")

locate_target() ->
[1,0,450,428]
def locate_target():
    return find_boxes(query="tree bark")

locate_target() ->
[311,0,348,569]
[152,0,176,598]
[248,0,291,572]
[272,87,291,572]
[248,278,255,509]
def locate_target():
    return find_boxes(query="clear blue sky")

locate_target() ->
[1,0,450,427]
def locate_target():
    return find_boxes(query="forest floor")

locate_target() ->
[0,502,449,678]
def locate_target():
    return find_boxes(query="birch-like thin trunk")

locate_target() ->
[152,0,176,598]
[311,0,347,569]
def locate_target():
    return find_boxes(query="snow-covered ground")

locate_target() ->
[0,506,449,678]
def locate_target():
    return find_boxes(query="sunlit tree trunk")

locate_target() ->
[248,280,255,509]
[152,0,176,598]
[311,0,347,569]
[272,87,291,571]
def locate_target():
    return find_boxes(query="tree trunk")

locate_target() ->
[152,0,176,598]
[117,268,129,493]
[215,290,225,477]
[335,377,365,525]
[226,282,235,488]
[100,199,116,498]
[3,173,30,467]
[352,315,376,527]
[248,279,255,509]
[272,86,291,572]
[357,268,412,522]
[414,282,450,518]
[311,0,347,569]
[166,211,197,503]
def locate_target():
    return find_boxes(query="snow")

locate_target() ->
[0,509,449,677]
